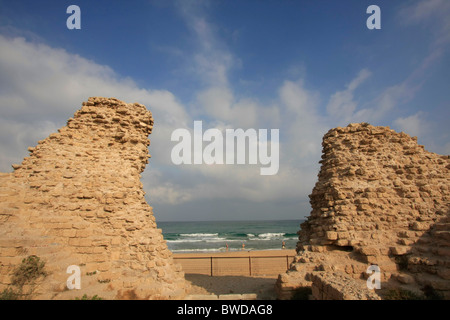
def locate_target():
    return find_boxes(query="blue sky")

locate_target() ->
[0,0,449,221]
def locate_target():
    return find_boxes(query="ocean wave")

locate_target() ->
[246,232,286,240]
[179,233,219,237]
[162,220,301,252]
[167,237,228,243]
[284,232,298,238]
[167,233,297,243]
[259,232,285,238]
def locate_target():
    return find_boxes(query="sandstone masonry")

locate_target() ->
[276,123,450,300]
[0,97,189,299]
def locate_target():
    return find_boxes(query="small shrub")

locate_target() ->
[361,122,370,127]
[11,255,47,287]
[383,285,443,300]
[98,279,110,284]
[0,288,20,300]
[75,294,103,300]
[383,288,424,300]
[1,255,47,300]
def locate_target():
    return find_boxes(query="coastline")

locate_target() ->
[173,248,296,258]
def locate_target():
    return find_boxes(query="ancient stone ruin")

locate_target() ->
[0,97,189,299]
[277,123,450,300]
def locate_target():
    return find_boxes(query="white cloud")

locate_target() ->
[175,0,238,87]
[3,0,446,216]
[351,74,423,125]
[347,69,372,92]
[278,79,326,161]
[196,87,261,128]
[402,0,445,22]
[0,35,199,207]
[324,68,421,127]
[0,34,190,170]
[0,33,314,208]
[197,87,233,120]
[393,112,429,138]
[143,170,193,205]
[355,83,412,123]
[0,118,57,170]
[279,79,319,115]
[326,69,371,124]
[400,0,450,47]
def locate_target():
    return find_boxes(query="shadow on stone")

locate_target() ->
[185,274,278,300]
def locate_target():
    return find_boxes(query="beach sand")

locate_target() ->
[174,249,296,299]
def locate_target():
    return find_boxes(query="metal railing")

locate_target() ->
[173,255,295,277]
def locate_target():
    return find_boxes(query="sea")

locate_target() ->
[157,220,303,253]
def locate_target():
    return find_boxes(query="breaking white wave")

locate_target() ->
[247,232,286,240]
[180,233,219,237]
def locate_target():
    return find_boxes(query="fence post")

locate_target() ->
[210,256,213,277]
[249,256,252,276]
[286,255,289,270]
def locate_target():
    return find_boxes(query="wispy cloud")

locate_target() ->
[0,31,321,211]
[326,69,371,125]
[0,34,190,171]
[394,112,429,138]
[175,0,238,87]
[0,0,448,221]
[400,0,450,47]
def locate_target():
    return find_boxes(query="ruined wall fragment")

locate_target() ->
[0,97,189,299]
[277,123,449,299]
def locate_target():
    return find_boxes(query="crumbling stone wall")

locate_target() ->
[310,272,380,300]
[0,97,189,299]
[277,123,449,299]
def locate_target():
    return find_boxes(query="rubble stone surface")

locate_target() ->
[0,97,189,299]
[276,123,449,300]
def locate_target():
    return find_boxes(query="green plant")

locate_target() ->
[383,288,425,300]
[1,255,48,300]
[0,288,20,300]
[98,279,111,284]
[75,294,103,300]
[11,255,47,287]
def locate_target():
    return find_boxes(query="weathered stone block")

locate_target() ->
[68,238,92,247]
[288,123,450,300]
[358,247,378,256]
[390,246,410,256]
[325,231,338,240]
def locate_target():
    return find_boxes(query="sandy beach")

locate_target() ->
[174,249,296,299]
